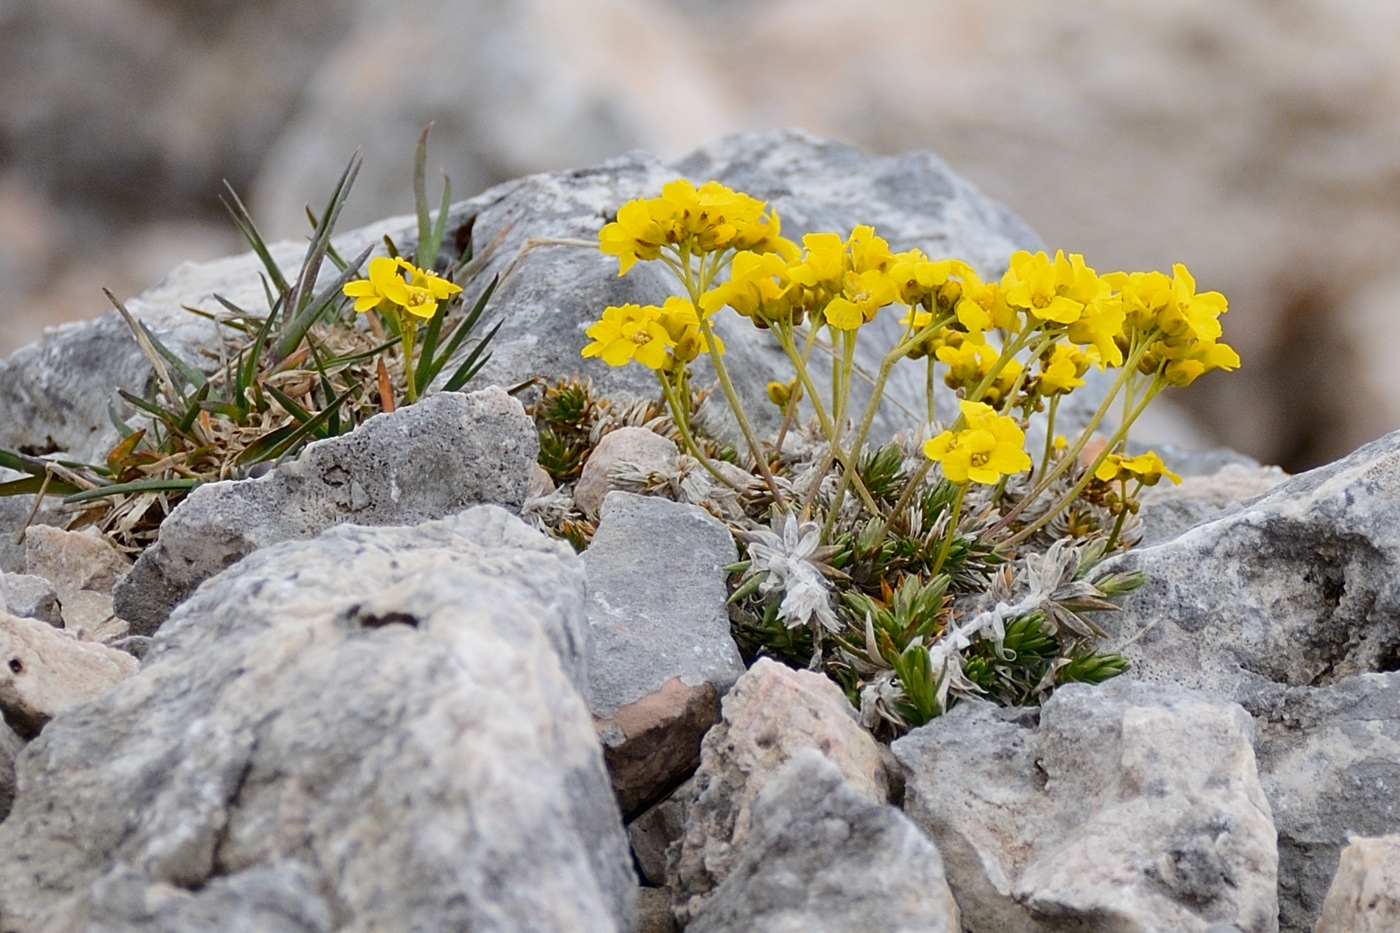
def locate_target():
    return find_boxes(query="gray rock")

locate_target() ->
[628,779,696,888]
[687,749,960,933]
[575,428,681,519]
[668,657,892,924]
[0,507,634,932]
[1101,428,1400,703]
[0,571,61,626]
[24,523,133,636]
[0,612,139,739]
[1253,673,1400,933]
[0,716,22,822]
[1137,461,1288,546]
[585,492,743,816]
[893,681,1278,933]
[113,386,537,634]
[1314,834,1400,933]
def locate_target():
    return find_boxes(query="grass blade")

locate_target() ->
[221,182,290,296]
[63,477,201,505]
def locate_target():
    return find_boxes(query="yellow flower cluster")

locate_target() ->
[922,400,1032,486]
[344,256,461,321]
[599,179,788,274]
[583,179,1240,520]
[580,296,718,372]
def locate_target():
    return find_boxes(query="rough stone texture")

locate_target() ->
[1101,429,1400,703]
[113,386,537,635]
[0,571,61,626]
[1252,673,1400,933]
[687,750,960,933]
[637,887,679,933]
[1314,835,1400,933]
[575,428,681,519]
[0,507,635,933]
[0,716,23,822]
[0,612,139,739]
[23,524,132,636]
[668,658,891,924]
[585,492,743,817]
[893,682,1278,933]
[1138,462,1289,546]
[629,779,695,888]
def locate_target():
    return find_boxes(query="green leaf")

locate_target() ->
[424,274,500,390]
[0,475,83,497]
[270,154,363,363]
[233,388,351,466]
[63,477,200,505]
[221,182,290,295]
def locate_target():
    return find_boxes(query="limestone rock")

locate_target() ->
[1314,835,1400,933]
[0,507,634,932]
[0,612,139,739]
[628,779,695,888]
[687,750,960,933]
[113,386,537,634]
[1138,461,1288,546]
[574,429,681,519]
[585,492,743,817]
[668,657,891,924]
[0,716,23,822]
[1102,428,1400,703]
[23,524,132,636]
[0,571,61,626]
[893,681,1278,933]
[1253,673,1400,933]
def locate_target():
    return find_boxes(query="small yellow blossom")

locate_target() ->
[343,256,461,320]
[923,400,1031,485]
[1094,450,1182,486]
[1036,343,1089,396]
[1003,251,1084,325]
[581,303,674,369]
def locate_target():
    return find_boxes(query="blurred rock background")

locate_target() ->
[2,0,1399,472]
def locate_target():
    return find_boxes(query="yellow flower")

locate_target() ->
[1094,450,1181,486]
[922,400,1031,485]
[1160,339,1240,386]
[581,303,675,369]
[1036,343,1089,396]
[1003,251,1084,325]
[343,256,461,320]
[656,296,722,366]
[599,199,668,275]
[824,268,896,331]
[700,250,795,327]
[598,179,783,276]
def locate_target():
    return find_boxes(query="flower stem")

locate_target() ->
[931,483,968,577]
[658,372,740,491]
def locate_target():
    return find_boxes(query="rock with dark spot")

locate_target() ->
[0,506,634,932]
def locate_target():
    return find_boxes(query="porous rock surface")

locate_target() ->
[686,750,960,933]
[0,507,634,933]
[893,681,1278,933]
[113,386,537,634]
[667,657,892,925]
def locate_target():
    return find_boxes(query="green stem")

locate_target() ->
[401,316,419,404]
[871,459,932,549]
[1038,394,1062,479]
[658,372,740,491]
[1003,376,1163,547]
[931,483,968,577]
[986,330,1158,539]
[694,313,785,507]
